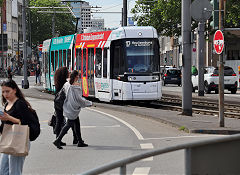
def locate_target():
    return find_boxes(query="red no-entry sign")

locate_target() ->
[213,30,224,54]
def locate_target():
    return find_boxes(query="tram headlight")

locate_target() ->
[129,77,132,81]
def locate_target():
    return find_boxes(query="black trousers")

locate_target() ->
[56,117,83,143]
[54,109,77,140]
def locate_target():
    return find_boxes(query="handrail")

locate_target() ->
[81,134,240,175]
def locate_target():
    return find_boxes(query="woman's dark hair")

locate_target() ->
[70,70,79,85]
[54,67,69,93]
[1,79,32,109]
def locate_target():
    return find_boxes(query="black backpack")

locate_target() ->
[29,109,41,141]
[54,88,66,111]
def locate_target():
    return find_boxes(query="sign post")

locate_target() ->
[191,0,213,96]
[214,29,224,127]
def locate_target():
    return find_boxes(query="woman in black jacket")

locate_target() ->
[54,67,77,145]
[0,79,33,175]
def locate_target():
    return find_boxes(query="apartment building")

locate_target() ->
[70,1,104,33]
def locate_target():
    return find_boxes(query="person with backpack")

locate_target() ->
[54,67,77,146]
[0,79,40,175]
[53,70,92,149]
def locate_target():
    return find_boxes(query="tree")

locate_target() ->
[225,0,240,28]
[131,0,182,37]
[131,0,240,37]
[29,0,75,46]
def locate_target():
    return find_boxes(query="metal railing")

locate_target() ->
[81,134,240,175]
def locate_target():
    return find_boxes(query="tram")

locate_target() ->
[43,26,162,101]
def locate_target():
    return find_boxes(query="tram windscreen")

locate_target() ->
[125,39,159,73]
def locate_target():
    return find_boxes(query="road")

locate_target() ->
[21,97,222,174]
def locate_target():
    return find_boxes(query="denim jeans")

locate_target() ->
[0,142,30,175]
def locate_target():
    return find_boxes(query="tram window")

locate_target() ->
[113,46,123,77]
[59,50,62,67]
[88,48,94,78]
[55,51,58,70]
[72,49,74,70]
[95,48,102,78]
[83,49,86,76]
[63,50,66,66]
[103,48,108,78]
[76,49,82,72]
[45,53,49,73]
[51,51,54,72]
[67,49,71,70]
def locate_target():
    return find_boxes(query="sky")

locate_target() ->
[84,0,136,28]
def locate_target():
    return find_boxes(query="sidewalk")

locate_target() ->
[22,85,240,135]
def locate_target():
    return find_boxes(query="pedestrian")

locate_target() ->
[0,79,33,175]
[7,66,12,80]
[192,65,198,75]
[53,70,92,149]
[53,67,77,146]
[35,64,41,85]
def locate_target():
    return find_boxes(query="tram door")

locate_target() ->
[88,48,95,96]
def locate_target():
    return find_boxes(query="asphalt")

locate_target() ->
[18,80,240,135]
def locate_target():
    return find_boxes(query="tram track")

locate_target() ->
[159,95,240,119]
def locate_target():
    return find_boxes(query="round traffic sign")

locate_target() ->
[213,30,224,54]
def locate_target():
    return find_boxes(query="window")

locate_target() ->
[55,51,58,70]
[103,48,108,78]
[67,49,71,69]
[88,48,94,78]
[83,49,86,76]
[76,48,82,73]
[59,50,62,67]
[95,48,102,78]
[51,51,54,72]
[63,50,66,66]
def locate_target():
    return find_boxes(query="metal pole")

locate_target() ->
[219,0,224,127]
[52,10,55,37]
[181,0,192,116]
[1,1,4,76]
[198,22,205,96]
[22,0,29,89]
[123,0,127,26]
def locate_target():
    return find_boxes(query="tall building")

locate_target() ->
[0,0,23,70]
[70,1,104,33]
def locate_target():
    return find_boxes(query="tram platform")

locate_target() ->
[20,82,240,135]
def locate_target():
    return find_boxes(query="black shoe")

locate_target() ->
[77,142,88,147]
[60,141,66,146]
[53,140,63,149]
[73,139,78,145]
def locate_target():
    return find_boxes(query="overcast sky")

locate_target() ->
[85,0,135,28]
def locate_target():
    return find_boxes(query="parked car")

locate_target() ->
[192,66,238,94]
[161,68,182,86]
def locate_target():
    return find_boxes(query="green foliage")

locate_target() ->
[0,0,3,7]
[29,0,75,46]
[225,0,240,28]
[131,0,182,37]
[131,0,240,37]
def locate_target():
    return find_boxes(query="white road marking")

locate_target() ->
[141,157,153,161]
[88,108,144,140]
[132,167,151,175]
[140,143,154,149]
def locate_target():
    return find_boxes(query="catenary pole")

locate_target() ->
[219,0,224,127]
[181,0,192,116]
[198,22,205,96]
[22,0,29,89]
[123,0,127,26]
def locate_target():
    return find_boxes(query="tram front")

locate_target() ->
[110,37,162,101]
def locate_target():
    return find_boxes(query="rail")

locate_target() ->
[81,134,240,175]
